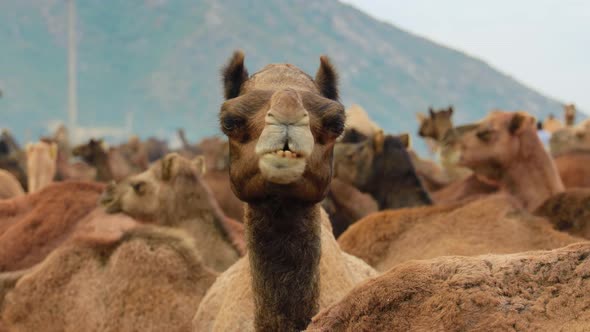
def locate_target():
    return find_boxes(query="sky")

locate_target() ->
[341,0,590,116]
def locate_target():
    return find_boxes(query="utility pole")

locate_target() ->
[67,0,78,142]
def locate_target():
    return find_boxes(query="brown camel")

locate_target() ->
[417,105,454,142]
[73,138,144,182]
[334,130,432,210]
[338,194,580,272]
[1,217,218,332]
[321,177,378,237]
[100,153,244,272]
[553,150,590,188]
[535,188,590,239]
[455,111,564,211]
[193,51,376,332]
[196,136,245,222]
[0,170,24,199]
[0,181,104,272]
[308,243,590,331]
[344,104,381,137]
[25,141,57,193]
[543,113,564,133]
[550,126,590,156]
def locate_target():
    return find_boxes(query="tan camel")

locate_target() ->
[564,103,577,126]
[0,169,24,199]
[1,215,218,332]
[455,111,564,211]
[550,125,590,155]
[553,150,590,188]
[338,194,580,272]
[72,138,144,182]
[344,104,381,137]
[543,113,564,133]
[309,243,590,331]
[25,141,57,193]
[192,51,376,332]
[0,181,104,272]
[100,153,244,272]
[417,106,454,142]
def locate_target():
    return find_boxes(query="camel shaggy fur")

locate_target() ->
[1,221,218,332]
[25,141,57,193]
[535,188,590,239]
[0,181,104,272]
[308,242,590,331]
[100,153,244,272]
[338,194,581,272]
[0,169,24,199]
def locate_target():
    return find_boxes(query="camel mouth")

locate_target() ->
[258,153,307,184]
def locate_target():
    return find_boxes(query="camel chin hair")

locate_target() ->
[259,155,306,184]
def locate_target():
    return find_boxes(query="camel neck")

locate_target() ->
[501,138,564,211]
[245,201,321,332]
[93,150,114,182]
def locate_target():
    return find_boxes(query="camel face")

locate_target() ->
[456,111,536,170]
[100,153,206,223]
[219,51,345,203]
[333,132,383,188]
[72,139,105,163]
[417,106,454,141]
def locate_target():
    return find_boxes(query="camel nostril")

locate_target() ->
[282,141,289,151]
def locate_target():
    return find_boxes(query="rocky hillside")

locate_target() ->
[0,0,565,149]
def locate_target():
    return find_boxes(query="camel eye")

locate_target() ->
[476,129,493,142]
[132,181,147,195]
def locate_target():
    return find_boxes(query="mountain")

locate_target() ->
[0,0,568,152]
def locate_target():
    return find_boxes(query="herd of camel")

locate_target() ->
[1,51,590,331]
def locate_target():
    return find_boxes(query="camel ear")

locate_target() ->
[428,107,435,117]
[26,143,33,154]
[416,112,427,123]
[373,130,385,154]
[509,112,535,135]
[192,155,207,176]
[315,55,339,100]
[160,154,179,181]
[398,133,411,149]
[448,105,454,115]
[222,50,249,100]
[49,143,58,160]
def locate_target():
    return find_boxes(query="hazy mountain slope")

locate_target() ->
[0,0,567,149]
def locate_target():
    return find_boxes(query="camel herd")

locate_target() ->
[1,51,590,331]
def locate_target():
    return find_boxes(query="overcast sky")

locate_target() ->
[341,0,589,115]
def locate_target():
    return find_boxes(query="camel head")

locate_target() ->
[455,111,537,172]
[417,106,454,141]
[333,130,385,189]
[564,103,577,126]
[100,153,207,223]
[219,51,345,204]
[72,139,107,163]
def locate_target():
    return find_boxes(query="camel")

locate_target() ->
[321,177,378,237]
[344,104,381,138]
[333,130,432,210]
[0,170,24,199]
[73,138,144,182]
[0,181,104,272]
[417,106,454,142]
[192,51,376,332]
[1,215,218,332]
[564,103,577,127]
[25,141,57,193]
[338,194,581,272]
[196,136,245,222]
[553,150,590,188]
[543,113,564,133]
[454,111,565,211]
[550,125,590,155]
[308,243,590,331]
[535,188,590,239]
[100,153,245,272]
